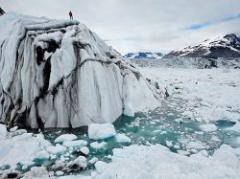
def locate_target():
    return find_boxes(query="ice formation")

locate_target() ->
[0,13,161,129]
[88,123,116,140]
[93,144,240,179]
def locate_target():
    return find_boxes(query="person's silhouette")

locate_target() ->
[69,11,73,20]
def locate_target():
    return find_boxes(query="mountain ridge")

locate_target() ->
[124,52,163,60]
[164,33,240,59]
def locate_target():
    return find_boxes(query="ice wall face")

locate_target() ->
[0,13,161,129]
[0,7,4,16]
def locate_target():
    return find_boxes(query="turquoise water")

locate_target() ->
[38,103,240,175]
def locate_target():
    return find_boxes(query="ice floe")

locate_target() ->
[199,124,217,132]
[90,142,107,150]
[54,134,77,143]
[88,123,116,140]
[115,133,131,144]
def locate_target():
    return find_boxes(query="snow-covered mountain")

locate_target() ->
[164,34,240,59]
[124,52,162,60]
[0,7,5,15]
[0,13,161,129]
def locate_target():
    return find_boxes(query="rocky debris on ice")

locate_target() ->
[1,171,22,179]
[65,156,88,172]
[51,160,66,171]
[0,12,161,129]
[88,123,116,140]
[54,134,77,143]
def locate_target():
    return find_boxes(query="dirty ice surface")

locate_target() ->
[0,68,240,178]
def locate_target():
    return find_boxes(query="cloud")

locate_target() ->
[0,0,240,53]
[186,13,240,30]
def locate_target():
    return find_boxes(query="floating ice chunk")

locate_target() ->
[95,161,107,173]
[115,133,131,144]
[22,166,49,179]
[166,140,173,147]
[9,126,18,132]
[66,156,88,170]
[55,170,64,176]
[47,144,66,155]
[90,141,107,150]
[89,157,98,164]
[199,124,217,132]
[51,160,66,171]
[54,134,77,143]
[0,124,7,139]
[80,147,89,155]
[63,140,88,148]
[88,123,116,140]
[33,150,50,160]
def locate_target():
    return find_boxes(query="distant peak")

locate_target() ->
[164,33,240,59]
[124,51,163,60]
[223,33,240,42]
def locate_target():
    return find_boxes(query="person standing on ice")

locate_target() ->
[69,11,73,20]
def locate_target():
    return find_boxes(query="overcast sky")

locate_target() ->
[1,0,240,53]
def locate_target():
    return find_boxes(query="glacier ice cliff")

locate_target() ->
[0,7,4,16]
[0,13,161,129]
